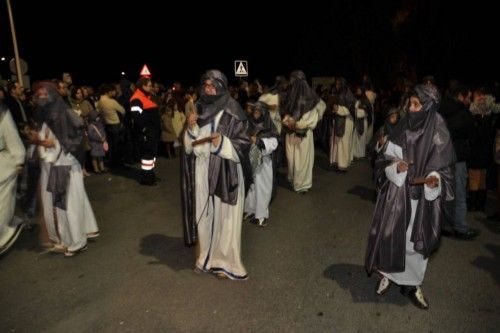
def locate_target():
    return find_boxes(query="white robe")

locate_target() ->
[0,110,26,249]
[184,111,247,279]
[330,105,354,170]
[380,141,441,286]
[352,101,367,159]
[244,137,278,220]
[38,124,98,252]
[285,100,324,192]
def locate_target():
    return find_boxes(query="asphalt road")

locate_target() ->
[1,155,499,332]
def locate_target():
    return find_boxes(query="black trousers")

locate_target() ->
[105,124,124,167]
[132,110,160,184]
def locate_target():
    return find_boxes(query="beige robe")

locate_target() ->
[285,100,325,192]
[0,110,26,251]
[330,105,354,170]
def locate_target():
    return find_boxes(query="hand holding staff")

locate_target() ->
[192,133,221,147]
[410,176,439,188]
[397,161,408,173]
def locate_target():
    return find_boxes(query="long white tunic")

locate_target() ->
[330,105,354,170]
[244,137,278,220]
[0,110,26,246]
[38,123,98,252]
[184,111,247,279]
[285,100,324,192]
[380,141,441,285]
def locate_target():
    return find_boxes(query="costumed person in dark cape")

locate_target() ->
[243,101,279,227]
[32,81,99,257]
[182,70,252,280]
[365,84,455,309]
[352,87,369,159]
[352,86,377,159]
[329,77,356,172]
[282,70,325,193]
[258,76,286,135]
[259,75,287,168]
[371,105,401,156]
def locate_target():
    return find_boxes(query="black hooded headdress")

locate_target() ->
[282,70,320,120]
[33,81,84,160]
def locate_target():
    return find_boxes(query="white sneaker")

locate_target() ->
[376,277,390,295]
[64,245,88,257]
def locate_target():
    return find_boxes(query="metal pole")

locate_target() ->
[6,0,23,85]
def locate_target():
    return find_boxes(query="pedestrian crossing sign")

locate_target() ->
[234,60,248,77]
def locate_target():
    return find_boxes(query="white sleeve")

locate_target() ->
[295,107,320,131]
[211,135,240,162]
[355,105,367,118]
[38,125,62,163]
[385,162,407,187]
[384,141,403,160]
[336,105,351,116]
[315,99,327,120]
[424,171,442,201]
[1,110,25,166]
[183,125,199,154]
[260,137,278,156]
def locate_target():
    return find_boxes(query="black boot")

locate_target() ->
[140,170,157,186]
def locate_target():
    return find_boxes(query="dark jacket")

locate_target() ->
[439,96,475,162]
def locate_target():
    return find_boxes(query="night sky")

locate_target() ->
[0,0,497,88]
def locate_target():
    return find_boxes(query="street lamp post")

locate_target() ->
[6,0,23,85]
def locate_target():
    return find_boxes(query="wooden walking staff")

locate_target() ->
[409,177,438,186]
[192,133,220,146]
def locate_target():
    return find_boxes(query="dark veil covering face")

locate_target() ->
[196,69,246,127]
[383,107,400,137]
[283,70,320,120]
[33,81,84,159]
[405,84,441,132]
[268,75,288,95]
[247,101,279,140]
[335,77,357,118]
[365,84,455,274]
[268,75,288,117]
